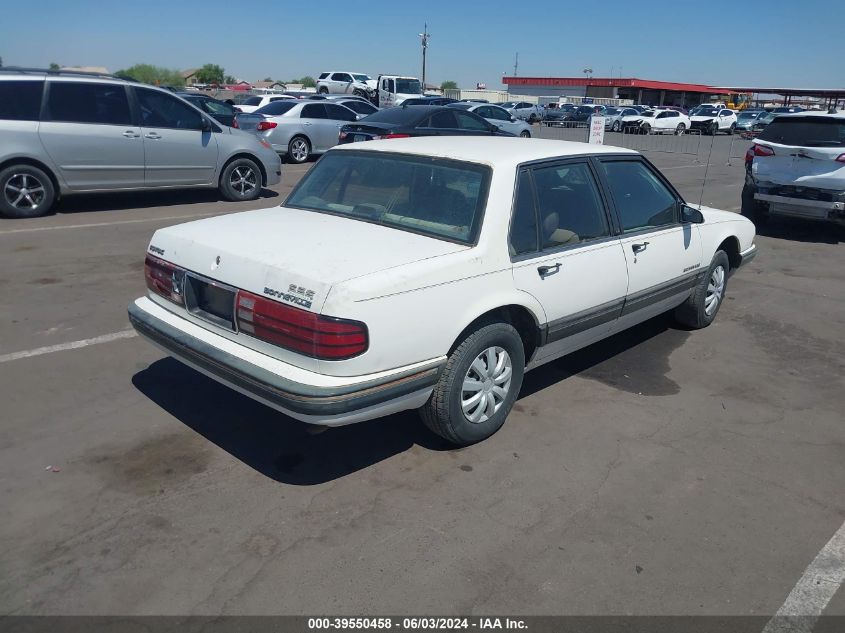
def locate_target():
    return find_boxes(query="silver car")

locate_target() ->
[603,106,640,132]
[0,68,282,219]
[234,100,359,163]
[499,101,543,123]
[317,95,379,120]
[447,102,532,137]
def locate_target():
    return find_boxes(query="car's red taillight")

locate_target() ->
[376,133,410,139]
[746,143,775,166]
[256,121,277,131]
[231,117,239,129]
[144,255,185,305]
[836,153,845,163]
[235,290,368,360]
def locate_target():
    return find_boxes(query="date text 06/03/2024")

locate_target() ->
[307,618,528,630]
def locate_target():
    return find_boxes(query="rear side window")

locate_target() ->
[136,88,204,130]
[423,110,457,128]
[242,96,261,106]
[758,117,845,147]
[325,103,357,121]
[343,101,377,115]
[256,101,296,116]
[509,171,539,256]
[454,110,489,131]
[301,104,327,119]
[0,80,43,121]
[318,73,330,80]
[46,82,131,125]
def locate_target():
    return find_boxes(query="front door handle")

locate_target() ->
[303,122,312,126]
[537,263,561,277]
[631,241,650,254]
[122,130,140,138]
[144,132,162,140]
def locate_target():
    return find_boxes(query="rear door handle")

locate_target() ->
[122,130,139,138]
[537,263,561,277]
[631,242,650,254]
[144,132,162,140]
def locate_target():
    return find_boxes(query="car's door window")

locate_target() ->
[486,106,510,121]
[344,101,376,115]
[599,160,678,233]
[532,162,609,248]
[423,110,458,128]
[46,82,131,125]
[331,73,351,82]
[656,112,669,119]
[325,103,357,121]
[509,170,539,256]
[301,103,328,119]
[203,99,234,116]
[136,88,203,129]
[0,80,44,121]
[454,110,490,131]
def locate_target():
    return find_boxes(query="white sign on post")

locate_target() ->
[588,116,606,144]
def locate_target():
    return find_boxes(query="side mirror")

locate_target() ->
[200,117,212,132]
[509,116,517,122]
[681,204,704,224]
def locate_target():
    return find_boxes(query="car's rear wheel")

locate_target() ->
[520,130,531,138]
[612,120,621,132]
[420,322,525,446]
[674,250,730,329]
[318,87,328,94]
[0,164,56,219]
[287,136,311,164]
[675,123,686,135]
[728,123,736,135]
[219,158,262,202]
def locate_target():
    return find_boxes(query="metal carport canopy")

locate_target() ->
[716,86,845,98]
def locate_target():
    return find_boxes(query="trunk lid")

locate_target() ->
[148,206,468,315]
[233,113,266,133]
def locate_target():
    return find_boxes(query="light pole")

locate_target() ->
[419,23,430,90]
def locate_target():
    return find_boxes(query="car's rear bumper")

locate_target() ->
[128,297,444,426]
[755,193,845,223]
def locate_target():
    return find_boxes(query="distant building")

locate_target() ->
[181,68,200,86]
[253,81,286,91]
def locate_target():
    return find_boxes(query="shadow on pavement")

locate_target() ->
[56,188,279,215]
[132,314,689,485]
[756,216,844,245]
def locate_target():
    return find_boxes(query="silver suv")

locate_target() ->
[0,69,282,218]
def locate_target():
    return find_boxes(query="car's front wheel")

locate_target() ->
[612,120,621,132]
[0,164,56,218]
[675,123,686,135]
[674,250,730,329]
[728,123,736,135]
[520,130,531,138]
[420,322,525,446]
[219,158,262,201]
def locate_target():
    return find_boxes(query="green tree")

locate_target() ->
[262,76,273,82]
[289,76,315,88]
[49,62,60,70]
[440,80,458,90]
[195,63,224,84]
[224,74,237,84]
[115,64,185,87]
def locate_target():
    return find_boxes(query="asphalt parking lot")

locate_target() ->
[1,134,843,617]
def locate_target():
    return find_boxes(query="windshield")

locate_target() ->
[242,97,262,106]
[500,102,517,108]
[605,107,620,115]
[737,112,758,120]
[352,74,371,82]
[286,152,490,244]
[576,106,594,114]
[641,110,656,117]
[396,79,422,95]
[757,117,845,147]
[695,108,719,117]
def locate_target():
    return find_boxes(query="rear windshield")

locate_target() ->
[356,107,425,124]
[255,101,296,116]
[757,117,845,147]
[0,80,43,120]
[242,97,262,106]
[285,151,491,244]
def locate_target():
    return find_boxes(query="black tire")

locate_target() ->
[675,123,686,135]
[219,157,262,202]
[519,130,531,138]
[741,183,769,226]
[728,123,736,135]
[318,86,329,94]
[420,322,525,446]
[674,250,730,329]
[287,135,311,164]
[0,164,56,219]
[612,120,621,132]
[709,122,719,136]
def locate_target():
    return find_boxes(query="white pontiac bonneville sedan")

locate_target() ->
[129,137,757,445]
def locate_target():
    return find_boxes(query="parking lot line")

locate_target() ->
[0,330,137,364]
[0,210,230,236]
[762,519,845,632]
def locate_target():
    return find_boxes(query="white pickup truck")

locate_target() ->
[129,137,756,445]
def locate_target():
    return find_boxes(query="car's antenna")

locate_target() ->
[698,133,717,209]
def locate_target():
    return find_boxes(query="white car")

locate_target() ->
[316,71,377,100]
[500,101,543,123]
[237,94,295,114]
[743,111,845,226]
[620,108,691,135]
[448,102,533,137]
[690,106,738,135]
[129,137,757,445]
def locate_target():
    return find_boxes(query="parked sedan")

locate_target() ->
[234,100,358,163]
[447,102,533,137]
[735,110,768,134]
[338,105,514,144]
[401,96,458,106]
[621,109,691,134]
[129,137,756,446]
[176,93,237,127]
[500,101,543,123]
[603,106,640,132]
[237,94,296,114]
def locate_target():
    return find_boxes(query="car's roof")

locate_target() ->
[333,136,637,168]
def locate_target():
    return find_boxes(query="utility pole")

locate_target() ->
[513,52,519,77]
[419,23,430,89]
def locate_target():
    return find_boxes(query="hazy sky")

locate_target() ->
[2,0,843,89]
